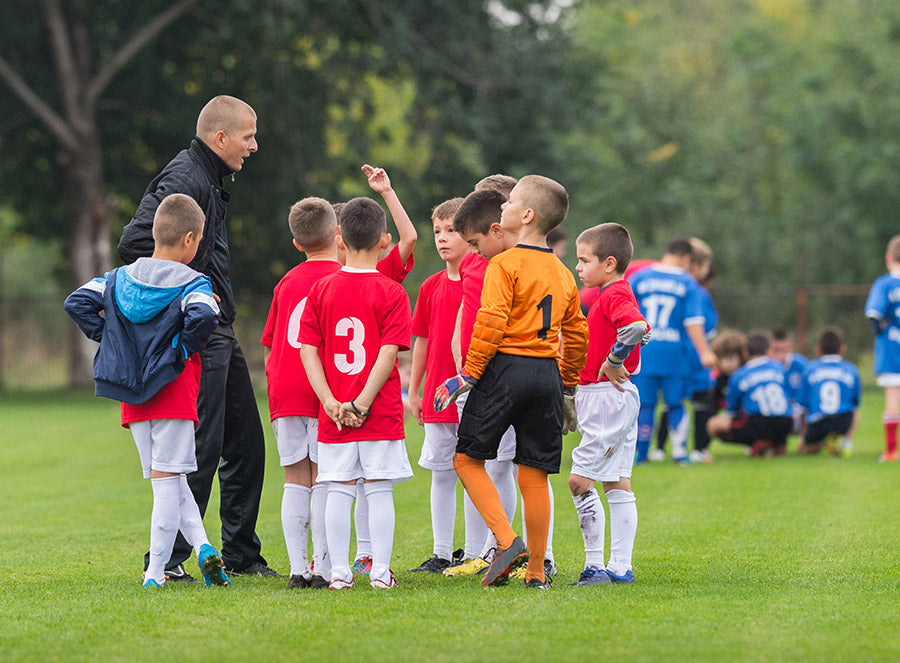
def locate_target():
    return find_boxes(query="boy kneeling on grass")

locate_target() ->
[65,193,229,589]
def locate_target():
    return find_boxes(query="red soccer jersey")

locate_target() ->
[261,259,342,420]
[120,354,201,426]
[300,268,411,443]
[377,243,415,284]
[411,270,463,423]
[579,280,646,385]
[458,251,488,359]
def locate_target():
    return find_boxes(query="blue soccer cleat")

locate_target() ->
[572,565,611,586]
[605,568,635,584]
[142,577,168,589]
[198,544,231,586]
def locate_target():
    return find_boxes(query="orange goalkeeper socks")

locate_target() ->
[453,453,517,550]
[517,464,550,582]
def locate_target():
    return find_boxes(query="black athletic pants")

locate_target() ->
[145,329,268,573]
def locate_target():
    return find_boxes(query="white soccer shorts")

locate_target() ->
[272,415,318,466]
[456,390,516,461]
[130,418,197,479]
[317,439,413,483]
[419,422,460,471]
[571,381,640,482]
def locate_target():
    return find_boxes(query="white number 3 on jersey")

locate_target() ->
[334,317,366,375]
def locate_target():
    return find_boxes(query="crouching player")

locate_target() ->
[300,196,413,590]
[569,223,648,585]
[435,175,588,589]
[797,327,861,456]
[64,193,229,588]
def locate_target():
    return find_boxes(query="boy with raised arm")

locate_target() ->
[436,175,588,589]
[65,194,229,589]
[300,196,413,590]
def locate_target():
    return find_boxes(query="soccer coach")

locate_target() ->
[118,95,277,580]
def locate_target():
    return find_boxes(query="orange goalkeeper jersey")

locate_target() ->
[464,245,588,387]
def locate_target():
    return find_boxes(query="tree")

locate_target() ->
[0,0,200,385]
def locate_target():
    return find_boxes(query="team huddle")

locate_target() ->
[64,95,900,592]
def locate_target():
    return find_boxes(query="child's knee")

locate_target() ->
[568,473,593,496]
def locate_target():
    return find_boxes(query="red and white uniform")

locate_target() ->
[261,260,342,420]
[412,270,463,424]
[300,268,411,443]
[121,354,201,426]
[579,280,644,386]
[377,244,415,284]
[458,251,488,359]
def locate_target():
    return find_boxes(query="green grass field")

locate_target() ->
[1,388,898,662]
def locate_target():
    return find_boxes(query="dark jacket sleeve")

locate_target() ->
[178,277,219,355]
[64,280,107,343]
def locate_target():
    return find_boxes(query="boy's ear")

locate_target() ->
[380,232,392,249]
[605,256,618,272]
[292,238,303,252]
[336,234,347,252]
[489,222,504,236]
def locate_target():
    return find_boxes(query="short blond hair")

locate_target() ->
[152,194,204,247]
[887,234,900,263]
[516,174,568,234]
[432,197,465,222]
[712,328,748,360]
[288,197,337,250]
[689,237,712,267]
[196,95,256,140]
[474,174,517,198]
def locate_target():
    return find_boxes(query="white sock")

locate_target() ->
[546,478,555,562]
[364,481,395,584]
[573,487,605,568]
[354,481,372,559]
[282,483,311,578]
[325,483,356,584]
[177,474,210,554]
[606,489,637,576]
[147,476,180,583]
[463,490,488,559]
[310,483,329,580]
[480,459,516,556]
[430,469,458,560]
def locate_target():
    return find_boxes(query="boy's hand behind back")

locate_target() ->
[362,164,391,194]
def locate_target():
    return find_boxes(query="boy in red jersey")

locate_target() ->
[300,196,413,590]
[569,223,649,586]
[436,175,588,589]
[407,197,471,573]
[260,197,341,589]
[65,194,229,589]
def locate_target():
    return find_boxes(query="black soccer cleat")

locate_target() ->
[408,554,452,573]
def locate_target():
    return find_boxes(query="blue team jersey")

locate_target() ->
[782,353,809,402]
[798,355,861,423]
[628,265,705,377]
[685,287,718,392]
[726,357,791,417]
[865,273,900,375]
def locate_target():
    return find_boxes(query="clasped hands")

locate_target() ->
[323,398,369,430]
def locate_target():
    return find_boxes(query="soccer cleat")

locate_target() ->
[689,449,713,463]
[329,577,354,590]
[605,568,635,584]
[840,440,853,458]
[409,554,452,573]
[142,577,168,589]
[524,577,551,590]
[442,556,489,577]
[878,451,898,463]
[197,544,230,586]
[352,555,373,575]
[648,449,666,462]
[482,536,528,586]
[309,574,329,589]
[288,574,311,589]
[370,571,399,589]
[508,566,526,581]
[572,565,611,586]
[672,455,691,465]
[225,561,281,577]
[164,563,196,584]
[544,559,557,578]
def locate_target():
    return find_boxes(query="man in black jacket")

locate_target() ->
[119,95,277,579]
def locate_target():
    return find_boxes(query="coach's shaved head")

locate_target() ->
[196,95,256,140]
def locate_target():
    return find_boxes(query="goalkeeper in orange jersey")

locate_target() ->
[435,175,588,589]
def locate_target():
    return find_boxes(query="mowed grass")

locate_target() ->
[1,388,899,662]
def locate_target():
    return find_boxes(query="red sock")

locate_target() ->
[883,414,898,455]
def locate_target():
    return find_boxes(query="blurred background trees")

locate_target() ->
[2,0,899,386]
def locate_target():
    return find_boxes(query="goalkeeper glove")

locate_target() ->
[434,372,477,412]
[562,386,578,435]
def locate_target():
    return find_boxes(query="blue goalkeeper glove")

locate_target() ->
[434,372,477,412]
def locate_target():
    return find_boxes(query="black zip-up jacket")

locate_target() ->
[118,138,237,328]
